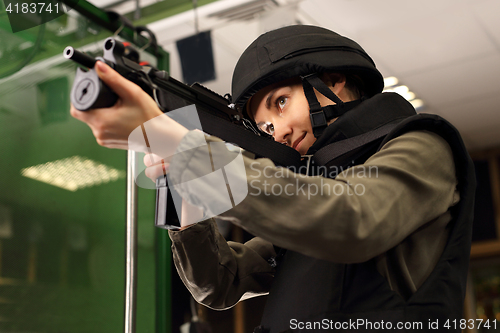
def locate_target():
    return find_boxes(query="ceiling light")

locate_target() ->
[393,85,409,95]
[401,91,415,101]
[410,99,424,110]
[383,76,398,88]
[383,77,424,111]
[21,156,126,192]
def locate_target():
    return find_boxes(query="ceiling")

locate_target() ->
[95,0,500,151]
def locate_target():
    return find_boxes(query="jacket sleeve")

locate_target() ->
[169,219,276,310]
[169,130,459,264]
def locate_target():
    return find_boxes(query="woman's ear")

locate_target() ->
[321,73,345,88]
[322,73,356,102]
[323,73,346,96]
[331,75,347,95]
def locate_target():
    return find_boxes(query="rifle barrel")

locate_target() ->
[64,47,96,68]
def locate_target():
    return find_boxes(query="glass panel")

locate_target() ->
[0,7,159,333]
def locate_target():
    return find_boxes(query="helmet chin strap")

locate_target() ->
[301,73,361,138]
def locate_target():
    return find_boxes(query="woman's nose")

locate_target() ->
[273,119,292,145]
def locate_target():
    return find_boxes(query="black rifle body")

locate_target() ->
[65,38,300,229]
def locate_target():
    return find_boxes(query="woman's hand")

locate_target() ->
[144,152,170,182]
[70,61,188,152]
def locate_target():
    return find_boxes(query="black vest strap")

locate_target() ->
[312,122,398,167]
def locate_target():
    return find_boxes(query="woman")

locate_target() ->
[71,25,475,332]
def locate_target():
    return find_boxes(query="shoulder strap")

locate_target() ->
[312,122,398,167]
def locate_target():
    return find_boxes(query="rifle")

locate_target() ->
[64,37,301,228]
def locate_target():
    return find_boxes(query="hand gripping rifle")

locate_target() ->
[64,37,301,228]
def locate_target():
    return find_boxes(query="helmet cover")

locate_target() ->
[231,25,384,110]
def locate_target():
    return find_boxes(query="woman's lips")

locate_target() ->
[293,132,307,151]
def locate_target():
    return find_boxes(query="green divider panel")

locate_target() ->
[0,1,180,331]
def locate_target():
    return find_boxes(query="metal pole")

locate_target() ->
[134,0,141,20]
[193,0,199,34]
[125,150,138,333]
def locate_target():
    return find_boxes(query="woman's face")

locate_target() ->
[248,76,349,155]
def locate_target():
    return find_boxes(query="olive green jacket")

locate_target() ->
[168,130,459,310]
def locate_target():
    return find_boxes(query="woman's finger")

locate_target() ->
[144,152,172,167]
[145,163,170,182]
[95,61,142,100]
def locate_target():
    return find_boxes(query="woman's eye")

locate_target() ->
[258,121,274,135]
[268,123,275,135]
[277,97,287,111]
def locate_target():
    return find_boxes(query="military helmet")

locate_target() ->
[231,25,384,110]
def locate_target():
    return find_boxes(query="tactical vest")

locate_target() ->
[255,93,476,333]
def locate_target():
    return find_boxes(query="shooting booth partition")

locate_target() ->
[0,1,169,332]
